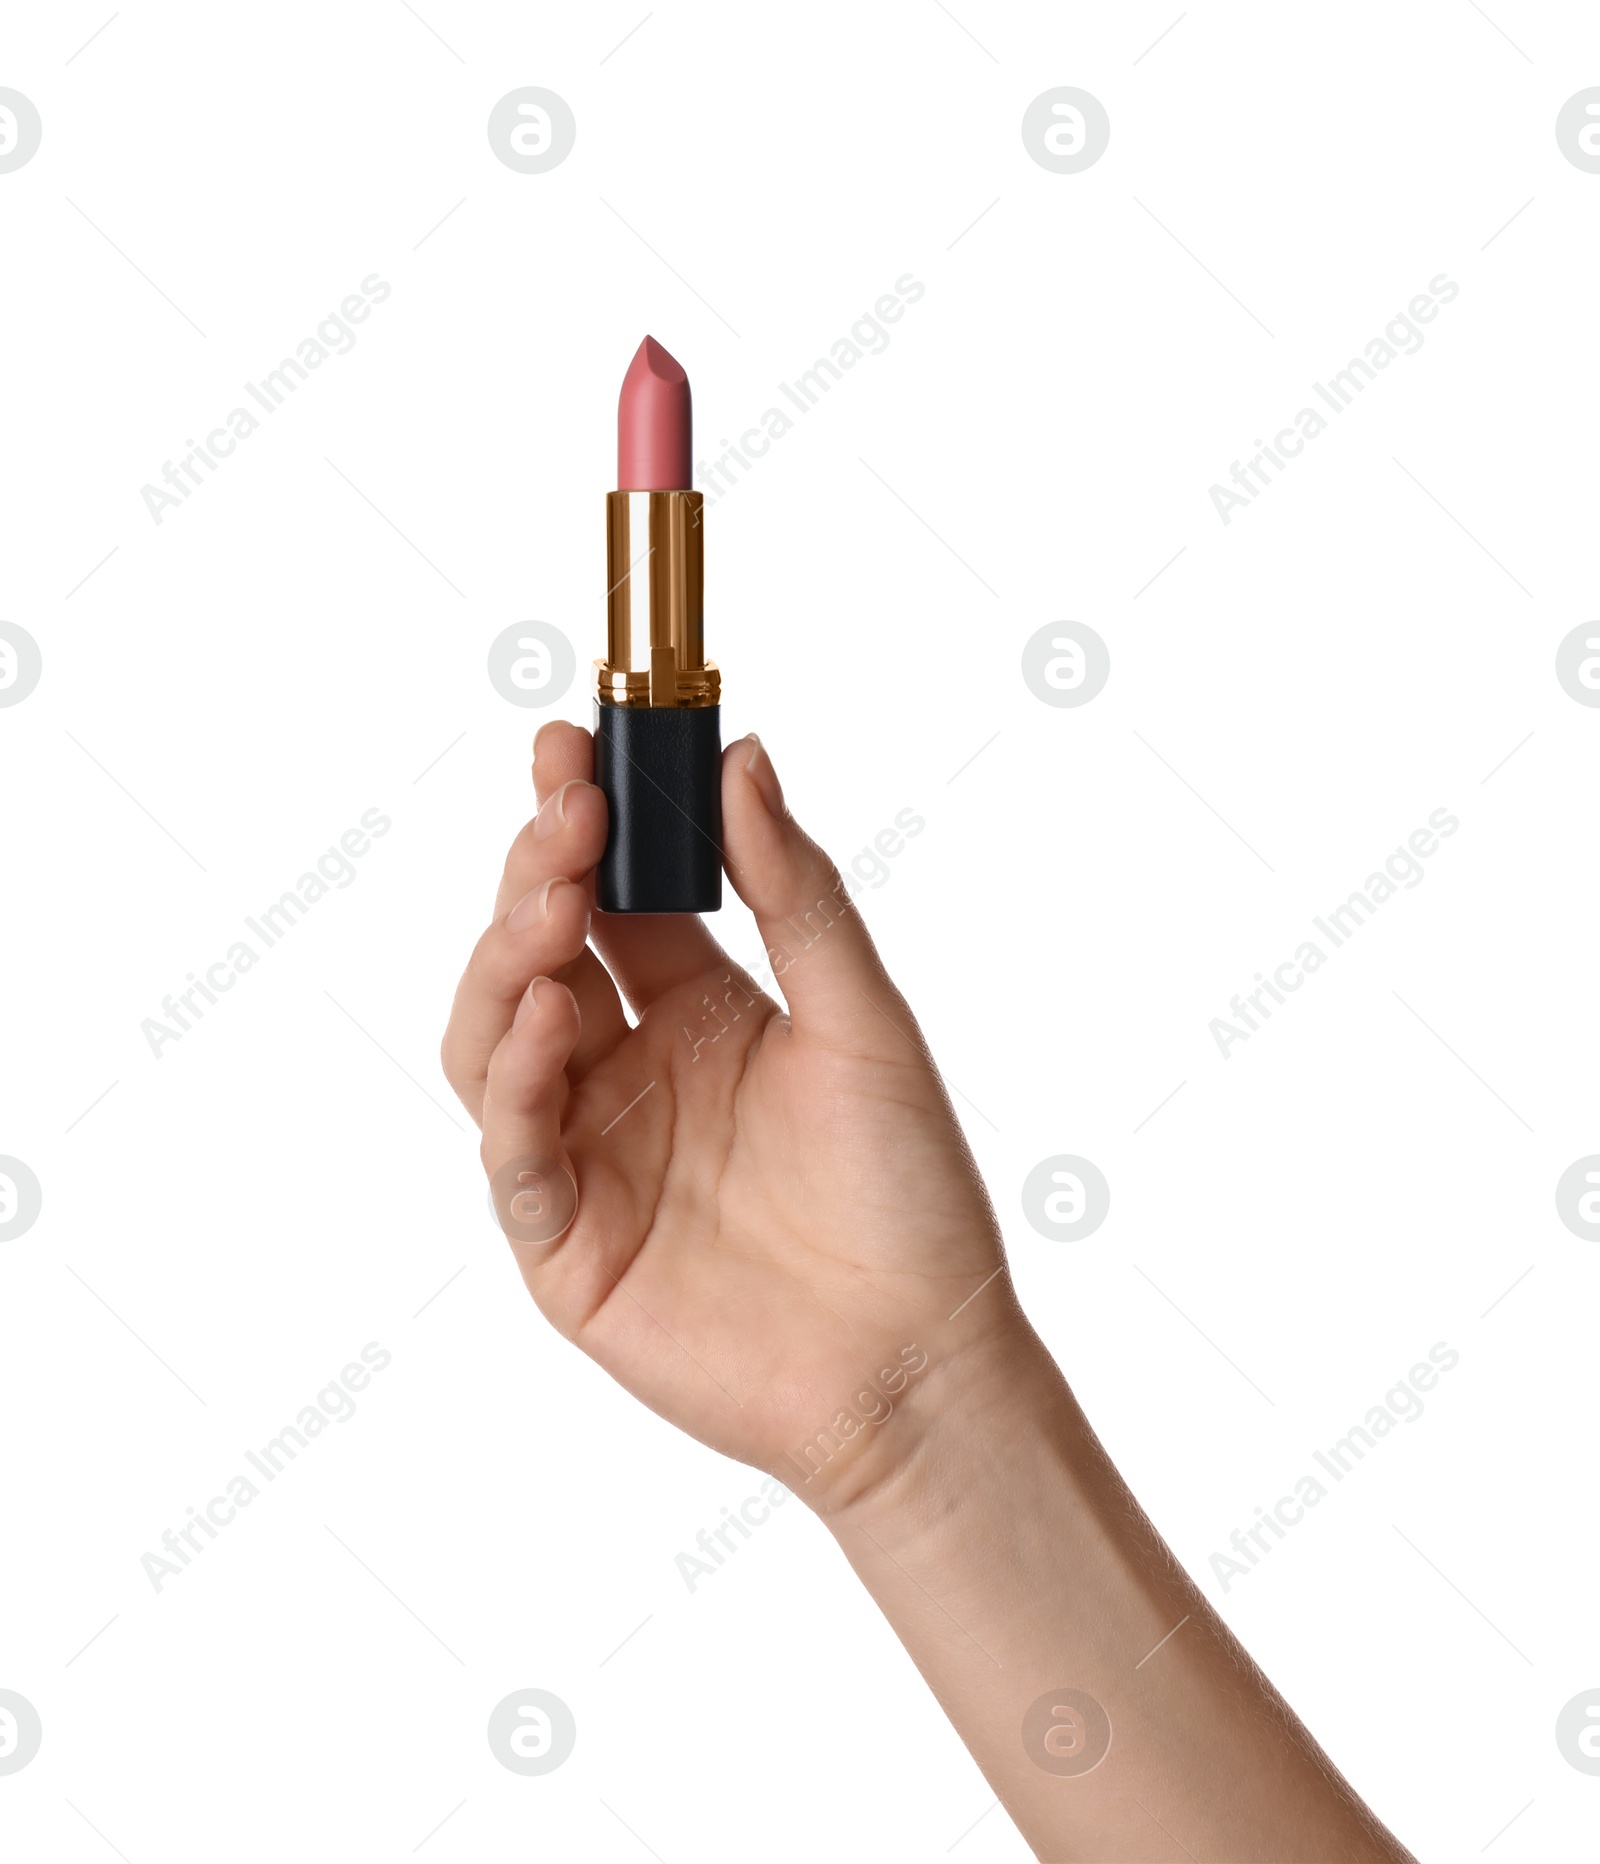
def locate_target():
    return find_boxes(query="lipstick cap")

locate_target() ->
[594,702,722,913]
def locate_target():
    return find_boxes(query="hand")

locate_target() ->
[443,725,1418,1864]
[441,722,1016,1509]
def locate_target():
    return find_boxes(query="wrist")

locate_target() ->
[792,1317,1079,1535]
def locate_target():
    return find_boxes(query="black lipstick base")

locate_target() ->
[594,702,722,914]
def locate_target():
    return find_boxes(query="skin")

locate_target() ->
[442,721,1417,1864]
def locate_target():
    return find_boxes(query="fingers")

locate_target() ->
[522,723,905,1060]
[480,976,581,1179]
[492,770,607,918]
[528,718,595,805]
[500,759,635,1058]
[721,734,915,1056]
[534,719,732,1015]
[492,777,630,1063]
[443,876,598,1121]
[481,975,652,1338]
[444,759,630,1118]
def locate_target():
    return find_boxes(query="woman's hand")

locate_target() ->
[443,724,1417,1862]
[441,721,1016,1511]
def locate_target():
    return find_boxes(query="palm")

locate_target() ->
[535,965,1001,1477]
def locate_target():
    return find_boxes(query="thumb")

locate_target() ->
[721,734,919,1057]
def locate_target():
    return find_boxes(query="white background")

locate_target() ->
[2,3,1597,1858]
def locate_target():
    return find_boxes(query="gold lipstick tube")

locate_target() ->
[593,491,722,911]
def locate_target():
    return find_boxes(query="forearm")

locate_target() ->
[817,1328,1414,1864]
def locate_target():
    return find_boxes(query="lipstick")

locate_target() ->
[594,336,722,914]
[617,336,692,492]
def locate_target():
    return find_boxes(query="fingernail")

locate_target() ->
[744,734,784,815]
[513,976,551,1029]
[534,781,573,840]
[507,877,561,932]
